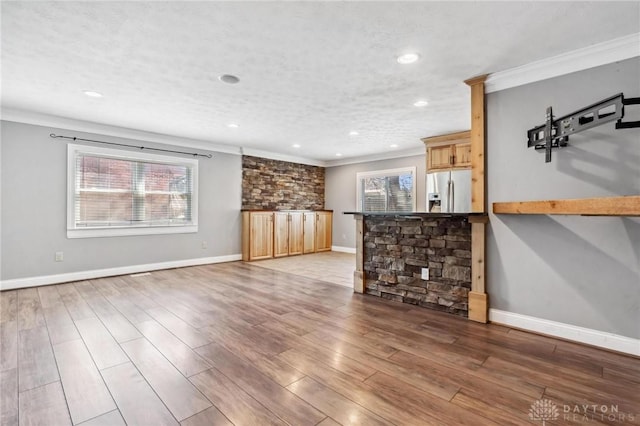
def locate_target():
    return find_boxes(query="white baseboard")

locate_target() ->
[331,246,356,254]
[0,254,242,291]
[489,309,640,357]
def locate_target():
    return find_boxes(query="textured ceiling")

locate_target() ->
[2,1,639,162]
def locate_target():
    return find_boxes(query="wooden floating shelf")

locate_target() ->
[493,195,640,217]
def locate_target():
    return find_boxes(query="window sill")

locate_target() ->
[67,225,198,239]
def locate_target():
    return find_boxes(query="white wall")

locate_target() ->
[325,154,426,249]
[487,57,640,339]
[1,121,242,286]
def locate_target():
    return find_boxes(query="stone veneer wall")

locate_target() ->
[364,216,472,316]
[242,155,325,210]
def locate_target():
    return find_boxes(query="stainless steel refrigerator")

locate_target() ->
[426,170,472,213]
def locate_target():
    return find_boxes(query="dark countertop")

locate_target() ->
[343,211,487,218]
[241,209,333,212]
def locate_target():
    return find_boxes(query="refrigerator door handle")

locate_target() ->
[445,179,451,213]
[450,179,455,213]
[444,180,449,212]
[445,180,449,212]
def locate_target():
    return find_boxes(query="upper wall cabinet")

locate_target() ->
[423,131,471,171]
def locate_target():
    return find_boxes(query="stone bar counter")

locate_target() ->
[345,212,488,318]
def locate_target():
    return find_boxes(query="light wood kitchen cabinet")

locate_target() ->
[241,211,273,261]
[427,145,453,169]
[273,212,290,257]
[303,211,316,253]
[242,210,332,261]
[315,211,333,252]
[288,211,304,255]
[454,143,471,167]
[274,211,304,257]
[423,131,471,171]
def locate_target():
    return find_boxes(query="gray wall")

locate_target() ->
[1,121,242,281]
[325,154,426,249]
[487,58,640,339]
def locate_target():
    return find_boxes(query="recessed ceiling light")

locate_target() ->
[219,74,240,84]
[336,153,343,157]
[349,131,359,136]
[390,144,398,148]
[397,53,420,64]
[227,123,239,128]
[83,90,103,98]
[413,100,429,107]
[292,144,301,148]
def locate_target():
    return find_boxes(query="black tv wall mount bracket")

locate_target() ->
[526,93,640,162]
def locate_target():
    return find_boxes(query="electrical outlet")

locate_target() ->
[421,268,429,280]
[55,251,64,262]
[201,241,208,249]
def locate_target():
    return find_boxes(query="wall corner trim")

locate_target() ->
[331,246,357,254]
[0,254,242,291]
[489,308,640,356]
[485,33,640,93]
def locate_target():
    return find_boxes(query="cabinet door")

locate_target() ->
[427,145,453,170]
[303,212,316,253]
[454,143,471,168]
[273,212,289,257]
[288,212,304,255]
[315,211,332,252]
[249,212,273,260]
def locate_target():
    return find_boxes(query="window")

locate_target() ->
[67,144,198,238]
[356,167,416,212]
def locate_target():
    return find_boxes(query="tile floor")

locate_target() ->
[247,251,355,288]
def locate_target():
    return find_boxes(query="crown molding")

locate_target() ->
[485,33,640,93]
[324,146,425,167]
[240,147,326,167]
[464,74,488,86]
[241,145,426,168]
[2,107,425,168]
[1,108,243,155]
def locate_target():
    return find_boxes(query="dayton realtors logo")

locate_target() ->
[529,399,560,425]
[529,399,637,424]
[562,404,636,423]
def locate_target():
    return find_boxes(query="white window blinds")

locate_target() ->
[356,167,416,213]
[67,144,198,238]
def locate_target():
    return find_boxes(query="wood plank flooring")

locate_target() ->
[250,252,355,288]
[1,261,639,425]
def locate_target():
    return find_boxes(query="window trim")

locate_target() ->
[67,144,199,239]
[355,166,417,213]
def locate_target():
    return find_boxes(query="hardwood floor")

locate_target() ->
[1,261,639,426]
[249,252,355,288]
